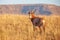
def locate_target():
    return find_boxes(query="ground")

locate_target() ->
[0,14,60,40]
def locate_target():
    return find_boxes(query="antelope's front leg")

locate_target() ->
[43,26,45,32]
[38,27,42,34]
[33,25,35,31]
[33,26,38,31]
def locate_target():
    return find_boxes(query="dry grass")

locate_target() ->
[0,14,60,40]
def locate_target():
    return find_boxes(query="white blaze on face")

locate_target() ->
[29,14,32,18]
[30,15,32,18]
[30,16,32,18]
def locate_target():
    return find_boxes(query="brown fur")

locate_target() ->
[28,10,45,33]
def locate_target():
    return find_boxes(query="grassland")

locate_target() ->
[0,14,60,40]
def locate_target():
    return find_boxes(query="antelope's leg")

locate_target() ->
[42,19,45,32]
[33,26,38,31]
[39,27,42,34]
[42,26,45,32]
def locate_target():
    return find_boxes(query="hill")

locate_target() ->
[0,4,60,15]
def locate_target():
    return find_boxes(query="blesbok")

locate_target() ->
[28,10,45,33]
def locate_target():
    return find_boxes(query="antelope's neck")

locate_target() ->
[32,14,35,18]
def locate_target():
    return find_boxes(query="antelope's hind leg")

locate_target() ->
[42,25,45,33]
[43,26,45,32]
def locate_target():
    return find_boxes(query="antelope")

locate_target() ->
[28,10,45,33]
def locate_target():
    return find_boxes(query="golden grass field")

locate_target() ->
[0,14,60,40]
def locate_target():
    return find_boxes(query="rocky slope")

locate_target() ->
[0,4,60,15]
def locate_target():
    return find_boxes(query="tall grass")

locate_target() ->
[0,14,60,40]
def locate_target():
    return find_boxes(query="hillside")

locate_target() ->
[0,14,60,40]
[0,4,60,15]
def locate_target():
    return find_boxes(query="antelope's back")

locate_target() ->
[31,17,43,26]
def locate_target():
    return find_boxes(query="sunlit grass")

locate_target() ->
[0,14,60,40]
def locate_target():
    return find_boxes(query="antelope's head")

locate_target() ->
[28,10,36,18]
